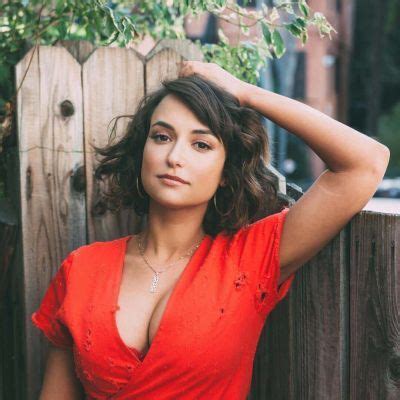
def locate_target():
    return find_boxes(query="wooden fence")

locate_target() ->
[0,39,399,399]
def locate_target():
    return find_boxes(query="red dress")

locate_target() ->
[32,207,296,399]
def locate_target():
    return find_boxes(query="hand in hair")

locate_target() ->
[177,60,251,107]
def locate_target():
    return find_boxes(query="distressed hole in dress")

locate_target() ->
[255,282,268,307]
[233,271,248,291]
[84,336,92,351]
[126,364,134,373]
[254,278,277,313]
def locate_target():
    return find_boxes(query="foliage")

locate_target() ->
[0,0,335,113]
[0,0,335,197]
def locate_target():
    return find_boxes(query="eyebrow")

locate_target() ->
[151,120,215,136]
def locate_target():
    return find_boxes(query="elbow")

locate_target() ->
[371,145,390,178]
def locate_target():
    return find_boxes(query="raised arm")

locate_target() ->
[241,85,390,283]
[177,61,390,283]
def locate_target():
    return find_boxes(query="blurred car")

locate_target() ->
[374,178,400,198]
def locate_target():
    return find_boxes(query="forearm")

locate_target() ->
[242,84,390,174]
[40,347,85,400]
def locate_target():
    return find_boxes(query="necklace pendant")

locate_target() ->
[150,272,160,293]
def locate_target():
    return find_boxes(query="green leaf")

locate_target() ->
[55,0,66,15]
[261,22,272,45]
[272,30,285,58]
[121,18,131,44]
[294,17,307,29]
[300,31,308,45]
[299,2,310,18]
[103,29,119,46]
[105,5,121,32]
[241,25,250,36]
[285,22,302,37]
[58,21,68,39]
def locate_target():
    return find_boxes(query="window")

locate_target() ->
[185,13,218,44]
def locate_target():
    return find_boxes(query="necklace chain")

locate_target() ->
[136,232,205,293]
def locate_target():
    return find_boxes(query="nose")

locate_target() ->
[166,141,186,168]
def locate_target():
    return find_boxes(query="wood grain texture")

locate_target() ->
[350,211,400,400]
[82,46,145,242]
[15,44,85,398]
[250,210,400,400]
[250,219,348,400]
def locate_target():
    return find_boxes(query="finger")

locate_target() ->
[179,64,192,78]
[176,60,188,77]
[178,66,187,78]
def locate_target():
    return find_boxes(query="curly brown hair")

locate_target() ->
[92,74,282,237]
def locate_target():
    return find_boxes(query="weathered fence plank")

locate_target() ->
[350,211,400,400]
[15,45,86,398]
[145,38,204,93]
[82,46,145,242]
[250,224,349,400]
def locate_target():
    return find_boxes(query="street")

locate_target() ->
[363,198,400,214]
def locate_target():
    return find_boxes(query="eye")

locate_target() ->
[150,133,170,142]
[150,133,212,151]
[194,141,212,150]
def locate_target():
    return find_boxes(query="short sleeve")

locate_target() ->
[234,207,296,314]
[31,251,75,348]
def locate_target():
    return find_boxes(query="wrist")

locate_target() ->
[241,84,275,110]
[239,82,260,108]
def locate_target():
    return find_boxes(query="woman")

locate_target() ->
[32,61,390,399]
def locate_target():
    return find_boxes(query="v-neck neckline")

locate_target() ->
[112,233,211,367]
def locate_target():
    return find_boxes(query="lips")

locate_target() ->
[157,174,189,184]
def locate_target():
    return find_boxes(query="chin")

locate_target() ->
[148,193,188,208]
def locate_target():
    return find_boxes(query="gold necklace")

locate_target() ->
[136,232,204,293]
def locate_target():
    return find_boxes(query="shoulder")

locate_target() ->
[230,208,289,243]
[73,236,126,255]
[68,236,127,269]
[61,236,127,285]
[245,207,289,231]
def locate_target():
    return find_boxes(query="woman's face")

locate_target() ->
[141,94,227,210]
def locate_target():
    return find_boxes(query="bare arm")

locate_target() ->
[39,345,85,400]
[241,85,390,281]
[241,86,389,173]
[176,61,390,282]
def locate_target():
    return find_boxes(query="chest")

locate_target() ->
[115,255,188,355]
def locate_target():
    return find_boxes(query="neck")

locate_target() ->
[139,200,208,263]
[138,229,206,265]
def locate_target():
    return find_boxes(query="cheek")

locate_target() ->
[194,155,225,182]
[142,143,163,167]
